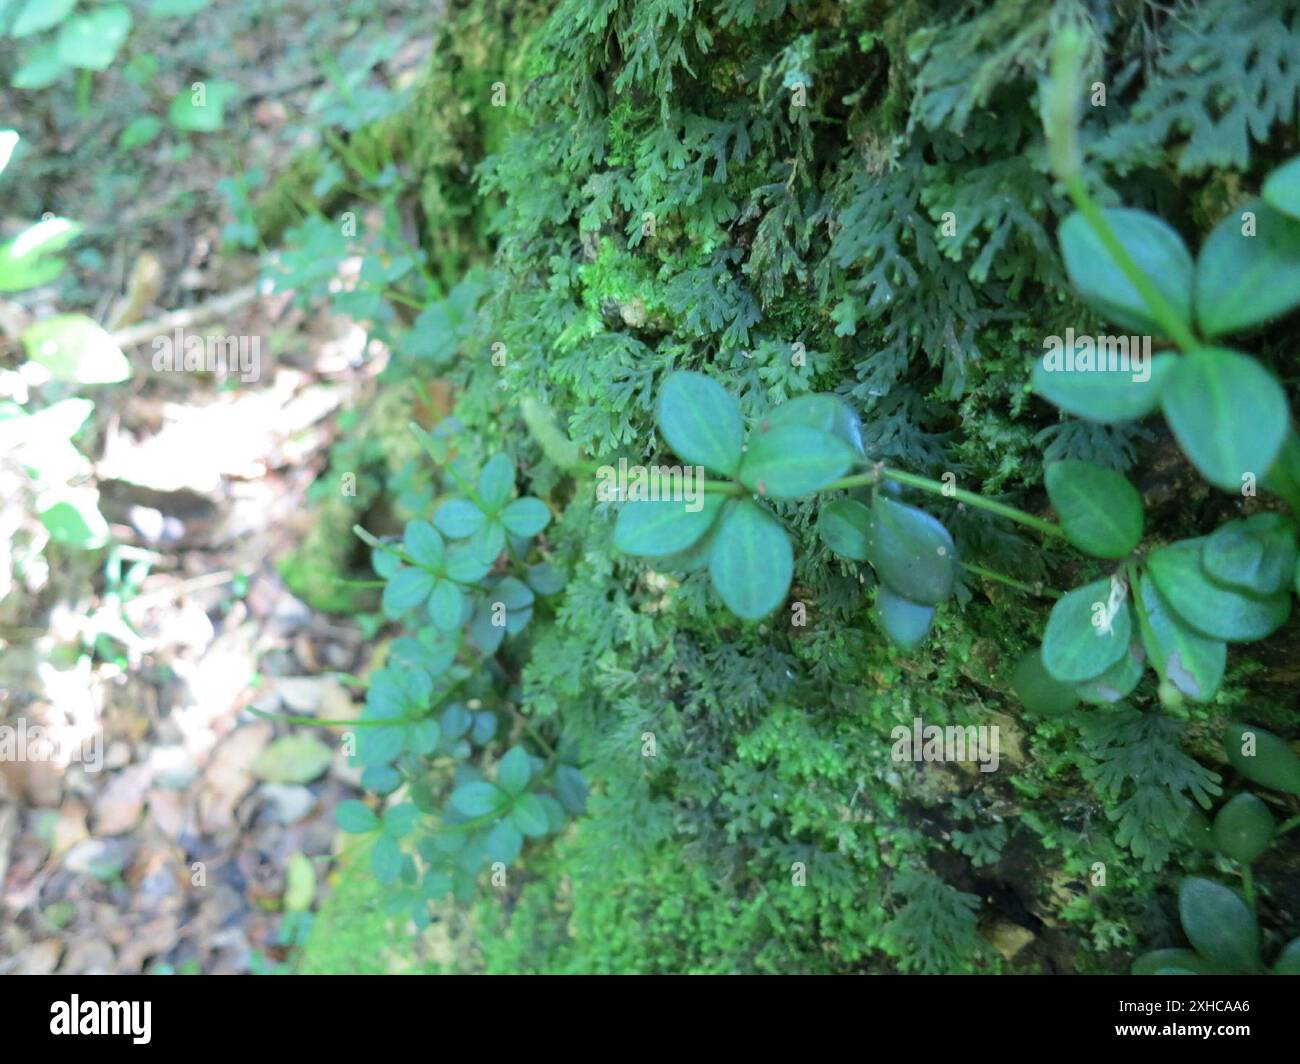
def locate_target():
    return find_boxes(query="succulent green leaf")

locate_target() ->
[1211,793,1274,864]
[1223,722,1300,796]
[818,497,872,561]
[1177,877,1260,974]
[873,586,935,649]
[1010,649,1079,716]
[866,496,956,606]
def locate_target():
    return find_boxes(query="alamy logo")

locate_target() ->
[1041,327,1151,382]
[50,997,151,1044]
[890,717,1000,773]
[151,327,261,382]
[0,717,102,772]
[595,457,705,512]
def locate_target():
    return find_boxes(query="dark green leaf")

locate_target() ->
[1130,949,1220,976]
[656,370,744,475]
[1040,577,1131,683]
[873,586,935,649]
[1161,348,1288,491]
[1211,794,1273,864]
[1010,650,1079,716]
[1264,155,1300,220]
[1177,877,1260,973]
[509,794,550,837]
[818,498,872,561]
[1147,539,1290,642]
[1058,208,1193,335]
[1044,460,1143,558]
[555,765,588,814]
[867,496,956,606]
[708,500,793,620]
[1223,722,1300,797]
[1273,938,1300,975]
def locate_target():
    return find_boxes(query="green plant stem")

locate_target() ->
[505,703,557,759]
[880,467,1067,539]
[961,562,1061,599]
[1241,865,1257,912]
[1063,174,1200,352]
[1276,812,1300,837]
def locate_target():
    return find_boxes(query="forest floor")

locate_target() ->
[0,3,433,975]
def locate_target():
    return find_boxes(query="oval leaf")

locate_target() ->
[1223,722,1300,797]
[1161,348,1288,492]
[1196,200,1300,337]
[1177,877,1260,974]
[739,424,855,498]
[1135,574,1225,703]
[1147,539,1290,642]
[1058,208,1193,335]
[656,370,744,475]
[1211,793,1273,865]
[867,496,956,606]
[1010,649,1079,716]
[818,497,872,561]
[1045,460,1143,559]
[613,494,724,558]
[708,500,793,620]
[1201,513,1298,597]
[1040,577,1131,683]
[1032,350,1174,424]
[873,586,935,649]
